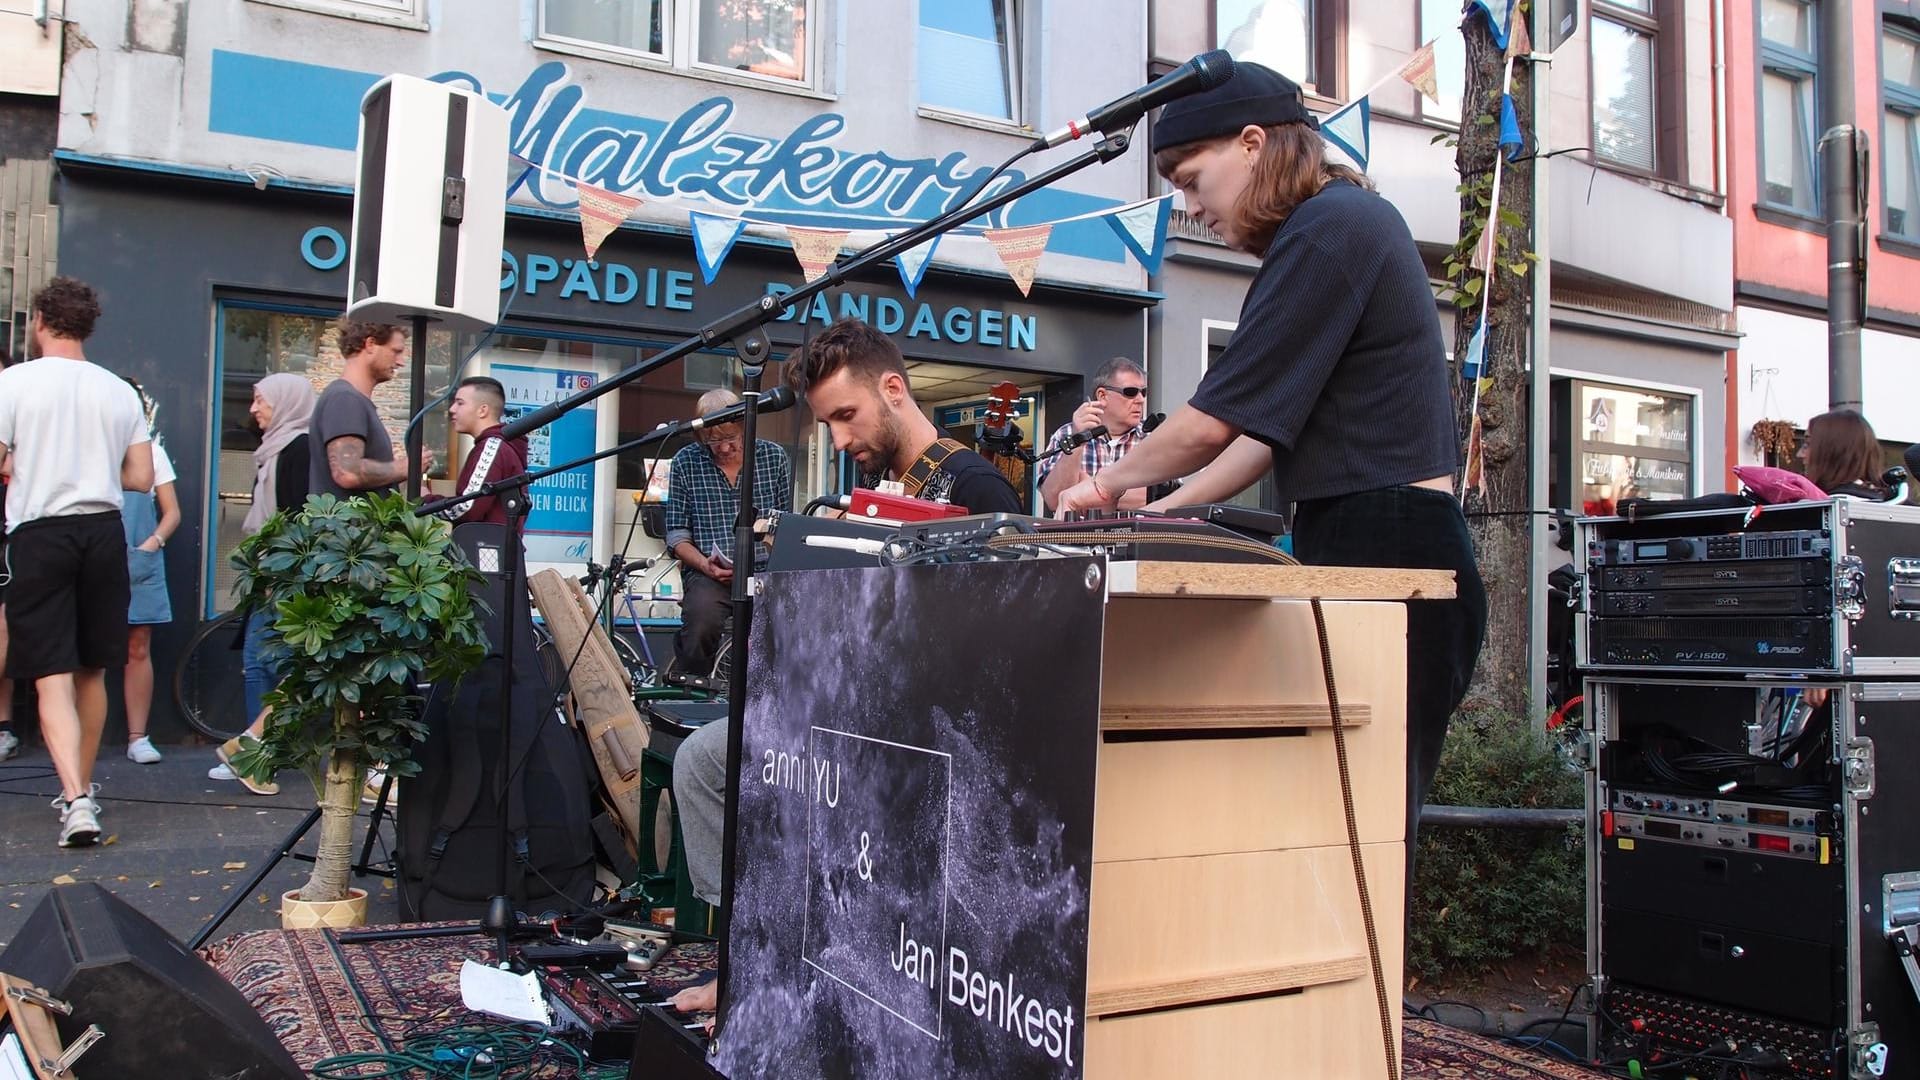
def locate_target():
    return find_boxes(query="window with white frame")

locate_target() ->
[1884,22,1920,239]
[1215,0,1314,89]
[1759,0,1820,214]
[1418,0,1465,125]
[539,0,815,85]
[1591,0,1658,171]
[919,0,1021,122]
[248,0,425,26]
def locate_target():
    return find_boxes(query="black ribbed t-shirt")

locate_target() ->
[1189,179,1458,505]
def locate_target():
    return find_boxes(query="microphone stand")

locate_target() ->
[494,128,1137,1052]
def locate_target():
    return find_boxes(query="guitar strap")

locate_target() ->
[898,438,967,498]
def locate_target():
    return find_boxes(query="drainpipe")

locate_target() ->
[1528,3,1554,721]
[1819,0,1863,411]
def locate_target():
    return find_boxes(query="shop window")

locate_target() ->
[919,0,1022,122]
[1759,0,1820,214]
[1883,22,1920,239]
[1591,1,1658,172]
[247,0,426,28]
[1417,0,1466,125]
[540,0,815,87]
[1216,0,1315,90]
[205,303,452,616]
[1550,379,1694,517]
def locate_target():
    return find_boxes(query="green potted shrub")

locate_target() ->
[229,491,488,928]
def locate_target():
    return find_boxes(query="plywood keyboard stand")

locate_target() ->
[1082,561,1453,1079]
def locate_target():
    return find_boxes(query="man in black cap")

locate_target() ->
[1056,63,1487,897]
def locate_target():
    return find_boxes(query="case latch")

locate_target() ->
[1837,555,1867,620]
[1890,558,1920,622]
[1887,874,1920,1012]
[1845,737,1876,799]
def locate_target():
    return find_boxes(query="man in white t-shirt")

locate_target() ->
[0,277,154,847]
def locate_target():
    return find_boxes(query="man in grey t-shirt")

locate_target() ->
[309,319,430,500]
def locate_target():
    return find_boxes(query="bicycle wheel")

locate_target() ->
[609,632,657,691]
[172,610,254,742]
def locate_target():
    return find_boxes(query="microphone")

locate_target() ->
[688,386,798,430]
[1143,412,1166,434]
[1031,50,1236,151]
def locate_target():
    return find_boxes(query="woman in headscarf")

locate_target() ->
[121,378,181,765]
[208,372,314,795]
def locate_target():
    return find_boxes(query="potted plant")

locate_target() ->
[229,491,488,928]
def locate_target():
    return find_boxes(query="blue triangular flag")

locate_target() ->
[1461,318,1488,380]
[1321,96,1371,172]
[1103,198,1174,274]
[689,212,747,285]
[1470,0,1517,49]
[892,234,941,298]
[1498,94,1524,161]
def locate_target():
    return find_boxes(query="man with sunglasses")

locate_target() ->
[1037,357,1153,514]
[662,388,792,677]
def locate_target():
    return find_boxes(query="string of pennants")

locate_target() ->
[525,152,1175,299]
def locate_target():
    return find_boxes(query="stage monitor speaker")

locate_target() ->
[0,882,303,1079]
[347,73,509,333]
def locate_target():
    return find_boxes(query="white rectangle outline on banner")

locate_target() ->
[800,725,954,1042]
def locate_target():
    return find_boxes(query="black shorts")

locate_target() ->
[5,510,131,680]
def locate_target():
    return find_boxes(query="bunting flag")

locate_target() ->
[1399,41,1441,104]
[689,212,747,285]
[1505,8,1533,59]
[1469,223,1496,275]
[785,226,850,283]
[1461,318,1488,381]
[1470,0,1518,49]
[1321,96,1372,172]
[1103,197,1174,274]
[507,154,540,199]
[1499,93,1525,161]
[577,183,643,260]
[891,234,941,298]
[984,223,1053,298]
[1463,412,1486,495]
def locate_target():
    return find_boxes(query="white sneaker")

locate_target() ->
[209,763,236,780]
[127,736,162,764]
[210,761,280,796]
[55,795,102,847]
[0,731,18,760]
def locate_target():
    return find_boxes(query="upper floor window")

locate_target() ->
[248,0,425,27]
[539,0,814,86]
[1884,23,1920,239]
[1591,1,1659,172]
[1758,0,1820,214]
[1418,0,1465,125]
[1216,0,1314,90]
[919,0,1021,122]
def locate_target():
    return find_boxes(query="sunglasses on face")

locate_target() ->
[1099,384,1148,399]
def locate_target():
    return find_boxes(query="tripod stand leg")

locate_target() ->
[354,772,397,878]
[188,806,322,949]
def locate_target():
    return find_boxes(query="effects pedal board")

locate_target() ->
[536,962,667,1063]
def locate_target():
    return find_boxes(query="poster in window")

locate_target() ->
[493,364,597,563]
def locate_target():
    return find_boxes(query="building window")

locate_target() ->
[539,0,815,86]
[1216,0,1314,89]
[1591,1,1658,172]
[247,0,426,26]
[1884,23,1920,239]
[1418,0,1465,125]
[1550,380,1694,517]
[919,0,1020,122]
[1758,0,1819,214]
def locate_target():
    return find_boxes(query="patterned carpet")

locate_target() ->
[202,927,1604,1078]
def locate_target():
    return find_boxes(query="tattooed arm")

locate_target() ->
[326,435,409,491]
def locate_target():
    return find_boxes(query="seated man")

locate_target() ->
[662,388,792,678]
[669,318,1020,1012]
[1036,357,1154,514]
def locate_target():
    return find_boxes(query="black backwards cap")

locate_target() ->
[1150,62,1319,155]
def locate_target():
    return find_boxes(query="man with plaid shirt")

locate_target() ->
[663,388,792,676]
[1037,357,1152,514]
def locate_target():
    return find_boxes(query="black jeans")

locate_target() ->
[674,570,733,677]
[1292,485,1488,903]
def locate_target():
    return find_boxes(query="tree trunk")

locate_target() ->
[298,737,363,903]
[1451,15,1535,720]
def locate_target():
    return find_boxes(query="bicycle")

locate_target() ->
[173,609,255,742]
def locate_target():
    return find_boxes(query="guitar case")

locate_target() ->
[396,523,599,920]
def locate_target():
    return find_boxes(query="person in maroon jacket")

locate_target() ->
[438,376,528,526]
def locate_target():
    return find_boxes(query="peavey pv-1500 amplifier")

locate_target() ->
[1578,498,1920,676]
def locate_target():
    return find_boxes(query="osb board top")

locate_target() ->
[1106,560,1457,601]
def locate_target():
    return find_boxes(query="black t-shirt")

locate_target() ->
[862,444,1024,515]
[309,380,396,500]
[1189,179,1458,505]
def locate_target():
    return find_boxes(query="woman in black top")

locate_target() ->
[1802,409,1888,500]
[209,373,314,794]
[1056,65,1488,889]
